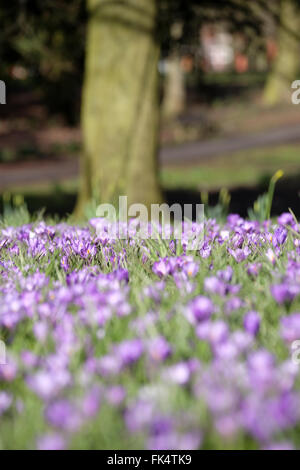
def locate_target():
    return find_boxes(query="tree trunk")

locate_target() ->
[162,54,186,120]
[264,0,300,106]
[75,0,162,217]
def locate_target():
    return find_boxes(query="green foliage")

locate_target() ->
[1,0,86,122]
[248,170,283,221]
[201,187,231,222]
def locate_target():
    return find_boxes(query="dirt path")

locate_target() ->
[0,124,299,190]
[160,124,300,166]
[0,158,79,191]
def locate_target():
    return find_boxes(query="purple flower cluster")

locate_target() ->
[0,213,300,450]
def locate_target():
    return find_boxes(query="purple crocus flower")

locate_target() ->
[21,350,39,368]
[228,247,250,263]
[186,296,214,323]
[273,227,288,247]
[98,355,122,376]
[147,336,172,362]
[115,339,144,366]
[231,330,254,352]
[148,431,202,451]
[278,213,294,226]
[199,241,212,259]
[33,321,48,343]
[82,386,101,418]
[45,399,81,432]
[0,392,12,415]
[204,276,226,296]
[106,385,126,406]
[153,259,170,278]
[217,266,233,282]
[280,313,300,344]
[265,248,276,265]
[0,358,17,382]
[215,414,240,438]
[27,368,71,401]
[196,320,229,345]
[271,283,297,305]
[163,362,191,385]
[247,350,275,392]
[244,311,260,336]
[264,441,295,450]
[246,263,262,277]
[248,350,275,373]
[227,214,243,226]
[224,296,243,315]
[37,433,67,450]
[125,400,155,433]
[213,339,239,360]
[27,371,59,401]
[182,261,199,278]
[60,256,70,272]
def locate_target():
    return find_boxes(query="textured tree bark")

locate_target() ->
[75,0,162,217]
[264,0,300,106]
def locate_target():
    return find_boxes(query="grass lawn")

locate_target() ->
[161,145,300,191]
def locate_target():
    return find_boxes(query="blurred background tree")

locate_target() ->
[76,0,265,215]
[264,0,300,105]
[75,0,163,215]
